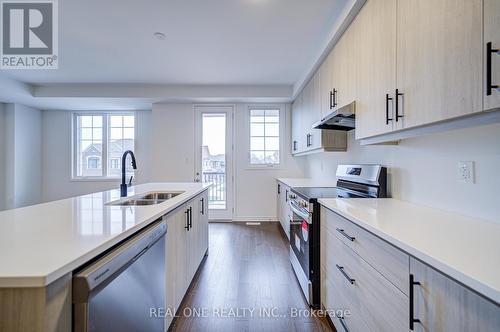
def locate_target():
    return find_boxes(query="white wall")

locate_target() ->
[0,104,5,210]
[2,104,43,209]
[301,122,500,223]
[151,103,304,220]
[41,110,153,202]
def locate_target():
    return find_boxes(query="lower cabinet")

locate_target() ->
[164,190,209,329]
[410,258,500,332]
[320,208,409,332]
[321,206,500,332]
[276,181,291,239]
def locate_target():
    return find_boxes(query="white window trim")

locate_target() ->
[71,111,136,181]
[247,105,285,169]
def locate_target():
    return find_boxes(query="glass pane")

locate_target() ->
[265,151,280,164]
[81,116,92,127]
[110,128,122,140]
[93,116,102,127]
[92,128,102,140]
[250,123,264,136]
[265,110,279,123]
[78,138,102,177]
[265,137,280,150]
[81,128,92,140]
[201,113,226,210]
[123,116,134,127]
[265,123,279,136]
[110,115,122,127]
[250,137,264,150]
[250,151,265,164]
[123,128,134,139]
[250,109,265,123]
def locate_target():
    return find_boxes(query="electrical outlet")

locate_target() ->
[458,161,474,184]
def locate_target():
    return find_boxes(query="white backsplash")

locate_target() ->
[302,122,500,223]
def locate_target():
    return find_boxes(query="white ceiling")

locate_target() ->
[2,0,349,85]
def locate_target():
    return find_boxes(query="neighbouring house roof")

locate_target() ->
[82,139,134,155]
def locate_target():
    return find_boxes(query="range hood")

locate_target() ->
[312,101,355,131]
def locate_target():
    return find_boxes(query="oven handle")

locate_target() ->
[290,201,311,223]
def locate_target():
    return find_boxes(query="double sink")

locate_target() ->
[107,191,184,206]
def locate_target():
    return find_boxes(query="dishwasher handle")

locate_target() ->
[73,220,167,303]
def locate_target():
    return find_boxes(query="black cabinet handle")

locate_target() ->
[306,134,311,147]
[409,274,421,330]
[386,93,393,125]
[185,209,190,231]
[293,140,297,151]
[395,89,404,122]
[336,228,355,241]
[487,42,499,96]
[329,90,334,109]
[285,189,288,203]
[339,317,349,332]
[278,184,281,194]
[333,89,338,108]
[336,264,355,284]
[188,207,193,229]
[201,198,205,215]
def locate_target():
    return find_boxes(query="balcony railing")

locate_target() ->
[202,172,226,208]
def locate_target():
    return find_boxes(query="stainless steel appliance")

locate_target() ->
[73,220,167,332]
[289,164,387,308]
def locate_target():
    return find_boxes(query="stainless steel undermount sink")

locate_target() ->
[106,191,184,206]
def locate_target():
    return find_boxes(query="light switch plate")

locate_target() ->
[458,161,474,184]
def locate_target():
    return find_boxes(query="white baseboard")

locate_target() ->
[231,216,278,223]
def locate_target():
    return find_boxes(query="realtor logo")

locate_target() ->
[1,0,58,69]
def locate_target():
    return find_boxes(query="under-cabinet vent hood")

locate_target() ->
[312,101,355,131]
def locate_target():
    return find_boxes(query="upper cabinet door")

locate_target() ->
[330,25,356,110]
[396,0,483,130]
[484,0,500,111]
[319,52,334,119]
[354,0,397,139]
[291,94,303,154]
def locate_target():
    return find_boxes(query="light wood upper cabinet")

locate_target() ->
[330,24,357,111]
[396,0,483,130]
[410,258,500,332]
[354,0,397,139]
[484,0,500,111]
[319,52,334,119]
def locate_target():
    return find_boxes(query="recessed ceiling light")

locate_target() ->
[153,32,166,40]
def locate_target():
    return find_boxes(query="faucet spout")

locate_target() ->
[120,150,137,197]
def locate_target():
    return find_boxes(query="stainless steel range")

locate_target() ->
[288,164,387,308]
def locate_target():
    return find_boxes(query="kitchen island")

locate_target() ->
[0,182,210,332]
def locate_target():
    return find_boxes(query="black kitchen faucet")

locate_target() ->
[120,150,137,197]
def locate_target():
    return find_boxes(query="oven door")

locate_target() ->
[289,200,312,304]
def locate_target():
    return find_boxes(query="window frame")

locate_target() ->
[247,106,284,169]
[71,111,136,181]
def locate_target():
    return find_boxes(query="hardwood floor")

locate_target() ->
[170,222,333,332]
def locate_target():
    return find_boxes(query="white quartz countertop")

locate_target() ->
[276,178,338,188]
[318,198,500,304]
[0,183,210,288]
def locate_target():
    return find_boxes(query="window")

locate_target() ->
[73,113,135,178]
[249,108,280,165]
[87,157,101,169]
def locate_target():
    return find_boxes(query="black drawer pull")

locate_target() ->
[339,317,349,332]
[336,264,355,285]
[336,228,355,241]
[487,42,499,95]
[409,274,421,330]
[385,93,393,125]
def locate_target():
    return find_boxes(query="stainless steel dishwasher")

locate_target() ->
[73,220,167,332]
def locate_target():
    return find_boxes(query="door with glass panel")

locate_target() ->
[194,106,234,220]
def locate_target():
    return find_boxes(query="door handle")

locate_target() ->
[386,93,393,125]
[395,89,404,122]
[409,274,421,330]
[185,209,190,231]
[188,207,193,229]
[200,198,205,215]
[487,42,499,95]
[329,90,334,109]
[333,89,338,108]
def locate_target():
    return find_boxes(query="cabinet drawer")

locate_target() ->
[324,226,409,332]
[323,207,409,294]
